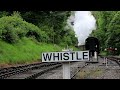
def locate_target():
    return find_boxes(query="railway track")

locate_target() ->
[7,62,86,79]
[98,56,120,79]
[71,63,89,79]
[0,61,88,79]
[70,56,120,79]
[3,55,119,79]
[25,64,62,79]
[71,56,120,79]
[100,56,120,66]
[0,62,61,79]
[106,57,120,66]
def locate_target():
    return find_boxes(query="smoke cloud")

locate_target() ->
[73,11,96,45]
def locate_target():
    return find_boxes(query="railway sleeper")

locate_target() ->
[25,64,62,79]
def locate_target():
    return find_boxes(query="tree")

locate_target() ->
[91,11,120,55]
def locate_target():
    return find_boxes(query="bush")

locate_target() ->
[25,23,47,42]
[0,15,47,43]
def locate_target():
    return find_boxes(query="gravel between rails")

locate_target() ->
[36,62,86,79]
[74,57,120,79]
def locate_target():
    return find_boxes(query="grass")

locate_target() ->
[0,38,62,64]
[76,68,103,79]
[0,37,79,65]
[100,51,107,56]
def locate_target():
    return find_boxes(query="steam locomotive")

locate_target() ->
[85,37,100,57]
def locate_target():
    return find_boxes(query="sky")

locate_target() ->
[73,11,96,45]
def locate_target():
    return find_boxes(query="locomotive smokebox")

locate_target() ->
[85,37,100,57]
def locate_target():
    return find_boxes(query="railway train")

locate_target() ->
[85,37,100,57]
[76,37,100,61]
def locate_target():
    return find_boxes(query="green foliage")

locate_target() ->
[0,14,46,43]
[91,11,120,55]
[11,11,22,19]
[106,11,120,54]
[0,11,77,46]
[0,11,78,64]
[0,11,10,18]
[21,11,75,45]
[61,28,77,46]
[0,16,25,43]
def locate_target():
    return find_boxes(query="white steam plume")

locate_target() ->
[73,11,96,45]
